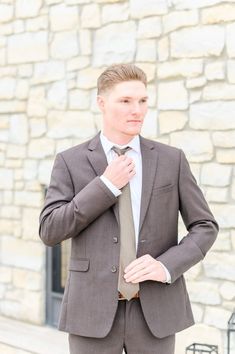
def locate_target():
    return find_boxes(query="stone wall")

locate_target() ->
[0,0,234,353]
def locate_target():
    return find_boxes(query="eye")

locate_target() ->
[140,98,147,104]
[121,99,130,103]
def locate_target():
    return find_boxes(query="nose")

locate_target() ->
[131,102,141,115]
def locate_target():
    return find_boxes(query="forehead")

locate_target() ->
[109,80,147,97]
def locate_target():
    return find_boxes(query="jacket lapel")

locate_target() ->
[138,136,159,235]
[87,133,119,222]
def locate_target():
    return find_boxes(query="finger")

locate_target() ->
[124,262,147,278]
[125,257,146,273]
[125,265,153,282]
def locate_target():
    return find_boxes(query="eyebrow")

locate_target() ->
[120,96,149,99]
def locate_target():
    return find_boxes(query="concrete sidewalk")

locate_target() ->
[0,315,224,354]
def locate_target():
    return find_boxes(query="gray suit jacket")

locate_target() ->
[39,133,218,339]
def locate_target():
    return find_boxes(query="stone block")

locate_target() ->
[16,0,42,18]
[227,22,235,58]
[50,3,78,31]
[18,64,33,78]
[212,231,231,252]
[27,87,47,117]
[7,144,26,159]
[22,208,41,241]
[0,78,15,99]
[158,81,188,110]
[79,30,91,56]
[0,100,26,114]
[204,187,228,203]
[23,160,38,181]
[0,168,13,189]
[158,59,203,79]
[67,56,90,71]
[29,118,46,138]
[93,22,136,66]
[158,37,169,62]
[137,17,162,39]
[187,281,221,305]
[135,63,155,82]
[136,39,157,62]
[191,303,204,323]
[171,26,224,58]
[186,76,206,89]
[9,114,28,145]
[15,80,29,100]
[26,15,48,32]
[163,10,198,33]
[203,83,235,100]
[13,269,42,291]
[185,262,202,281]
[0,266,12,283]
[0,23,13,36]
[102,3,129,24]
[130,0,168,18]
[170,131,213,162]
[204,306,232,330]
[1,206,21,219]
[81,4,100,28]
[190,101,235,130]
[28,138,55,159]
[204,251,235,281]
[159,111,187,134]
[220,281,235,301]
[212,131,235,148]
[205,61,225,80]
[47,110,96,139]
[232,178,235,201]
[0,4,13,23]
[172,0,223,10]
[141,109,158,139]
[201,163,232,187]
[147,85,157,107]
[47,81,67,110]
[0,48,6,65]
[228,60,235,83]
[38,159,54,185]
[51,31,79,59]
[69,89,90,110]
[14,191,43,207]
[8,32,48,64]
[216,149,235,163]
[77,67,104,89]
[33,61,65,84]
[0,236,44,271]
[202,4,235,24]
[213,203,235,227]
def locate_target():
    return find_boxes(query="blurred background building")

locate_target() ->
[0,0,234,353]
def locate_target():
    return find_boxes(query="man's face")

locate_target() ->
[97,80,148,142]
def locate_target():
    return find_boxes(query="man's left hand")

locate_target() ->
[124,254,167,283]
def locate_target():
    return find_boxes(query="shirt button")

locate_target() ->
[111,266,117,273]
[113,237,118,243]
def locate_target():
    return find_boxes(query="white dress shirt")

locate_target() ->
[99,132,171,283]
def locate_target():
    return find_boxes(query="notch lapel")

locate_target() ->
[139,137,159,235]
[87,133,119,222]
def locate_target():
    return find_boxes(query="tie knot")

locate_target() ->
[112,146,131,156]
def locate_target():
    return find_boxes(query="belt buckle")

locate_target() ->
[118,292,139,300]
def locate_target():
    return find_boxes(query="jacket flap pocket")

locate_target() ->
[69,258,90,272]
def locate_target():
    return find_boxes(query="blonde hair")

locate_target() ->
[97,63,147,95]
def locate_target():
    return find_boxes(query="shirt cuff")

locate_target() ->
[100,175,121,197]
[158,261,171,284]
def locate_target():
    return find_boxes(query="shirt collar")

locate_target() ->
[100,132,141,155]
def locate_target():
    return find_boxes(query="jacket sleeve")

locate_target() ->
[39,153,118,247]
[157,149,219,283]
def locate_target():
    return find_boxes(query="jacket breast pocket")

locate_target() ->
[152,184,175,196]
[69,258,90,272]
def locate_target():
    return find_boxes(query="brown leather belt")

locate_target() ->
[118,291,140,300]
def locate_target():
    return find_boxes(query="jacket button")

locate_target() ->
[113,237,118,243]
[111,266,117,273]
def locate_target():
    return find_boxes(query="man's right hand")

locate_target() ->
[103,155,136,189]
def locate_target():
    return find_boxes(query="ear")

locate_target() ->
[97,95,105,112]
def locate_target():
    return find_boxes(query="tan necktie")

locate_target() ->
[112,146,140,300]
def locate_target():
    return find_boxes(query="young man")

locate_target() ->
[39,64,218,354]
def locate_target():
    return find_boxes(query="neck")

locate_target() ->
[102,130,136,146]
